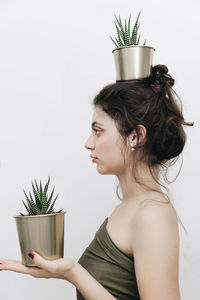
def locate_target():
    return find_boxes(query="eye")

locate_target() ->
[92,128,101,135]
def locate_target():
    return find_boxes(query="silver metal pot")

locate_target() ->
[112,45,155,81]
[14,211,66,266]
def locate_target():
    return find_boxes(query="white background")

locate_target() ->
[0,0,199,299]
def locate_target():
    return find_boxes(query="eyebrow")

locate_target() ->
[91,121,104,128]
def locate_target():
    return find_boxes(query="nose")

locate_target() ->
[84,134,95,150]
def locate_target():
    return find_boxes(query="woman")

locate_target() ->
[0,65,194,300]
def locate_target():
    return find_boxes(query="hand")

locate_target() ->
[0,251,77,282]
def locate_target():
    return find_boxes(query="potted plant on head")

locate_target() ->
[14,176,66,266]
[110,10,155,81]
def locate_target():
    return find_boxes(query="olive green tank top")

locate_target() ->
[76,217,140,300]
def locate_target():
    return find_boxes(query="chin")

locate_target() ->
[96,165,117,175]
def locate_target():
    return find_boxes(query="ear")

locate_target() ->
[129,125,147,147]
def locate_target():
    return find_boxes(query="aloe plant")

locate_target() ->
[110,10,146,48]
[20,176,63,216]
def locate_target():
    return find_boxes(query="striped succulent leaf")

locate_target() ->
[39,180,43,207]
[127,14,131,41]
[31,181,40,209]
[114,14,126,45]
[20,176,63,216]
[114,20,124,47]
[47,186,55,209]
[110,35,119,48]
[110,11,146,48]
[21,200,33,215]
[137,33,141,45]
[23,190,37,215]
[43,177,50,200]
[124,19,130,46]
[47,193,59,214]
[131,11,141,44]
[41,194,48,214]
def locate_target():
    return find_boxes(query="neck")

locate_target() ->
[117,162,163,204]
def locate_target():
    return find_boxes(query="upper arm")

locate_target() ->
[131,204,181,300]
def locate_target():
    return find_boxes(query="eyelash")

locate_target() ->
[92,128,101,135]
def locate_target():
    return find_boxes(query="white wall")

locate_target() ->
[0,0,199,299]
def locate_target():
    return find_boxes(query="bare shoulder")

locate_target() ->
[134,196,178,222]
[130,196,180,255]
[129,198,181,299]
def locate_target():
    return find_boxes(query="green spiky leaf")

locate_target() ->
[46,186,55,209]
[39,180,43,205]
[34,179,39,193]
[28,191,38,214]
[127,13,131,42]
[110,11,146,48]
[41,194,48,214]
[47,193,59,214]
[124,19,130,45]
[137,33,141,45]
[43,176,50,200]
[114,21,124,46]
[132,11,141,44]
[110,35,119,48]
[20,177,62,216]
[31,181,40,209]
[114,14,125,43]
[22,200,33,215]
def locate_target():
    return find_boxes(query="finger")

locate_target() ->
[0,258,39,275]
[28,252,55,273]
[0,258,22,270]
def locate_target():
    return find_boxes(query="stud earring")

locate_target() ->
[130,143,135,151]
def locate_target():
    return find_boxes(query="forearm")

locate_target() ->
[67,262,117,300]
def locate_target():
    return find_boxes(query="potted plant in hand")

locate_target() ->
[14,176,66,266]
[110,10,155,81]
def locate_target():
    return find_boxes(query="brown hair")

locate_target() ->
[92,65,194,233]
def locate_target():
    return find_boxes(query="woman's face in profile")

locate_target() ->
[84,106,130,175]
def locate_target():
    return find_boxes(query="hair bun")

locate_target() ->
[151,64,175,88]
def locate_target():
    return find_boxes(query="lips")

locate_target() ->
[90,155,98,163]
[90,155,98,159]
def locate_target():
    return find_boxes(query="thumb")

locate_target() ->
[28,251,50,270]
